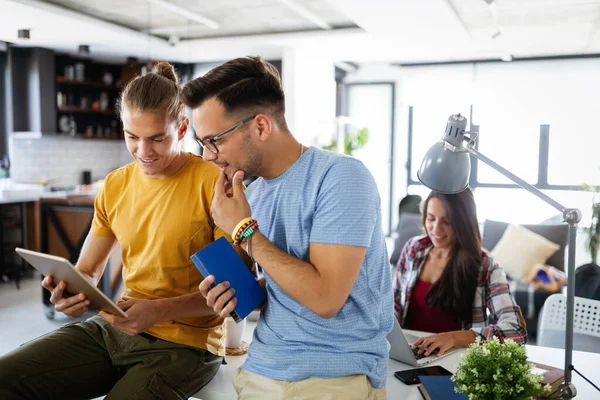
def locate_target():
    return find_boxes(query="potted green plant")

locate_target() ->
[581,183,600,264]
[322,127,369,156]
[452,337,550,400]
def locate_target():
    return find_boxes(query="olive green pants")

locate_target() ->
[0,316,222,400]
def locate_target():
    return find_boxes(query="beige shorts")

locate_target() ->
[233,368,387,400]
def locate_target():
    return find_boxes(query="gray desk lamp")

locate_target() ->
[417,113,581,399]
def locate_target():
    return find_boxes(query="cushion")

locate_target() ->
[482,220,568,271]
[389,213,423,265]
[491,224,561,281]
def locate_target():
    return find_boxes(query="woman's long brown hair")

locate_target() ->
[422,188,482,323]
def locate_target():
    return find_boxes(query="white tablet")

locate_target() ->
[15,247,128,318]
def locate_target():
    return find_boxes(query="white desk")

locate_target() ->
[194,322,600,400]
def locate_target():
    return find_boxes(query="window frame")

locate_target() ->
[0,48,7,157]
[342,81,396,235]
[405,104,583,192]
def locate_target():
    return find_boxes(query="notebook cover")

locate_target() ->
[529,361,565,396]
[417,383,431,400]
[191,236,266,322]
[417,375,468,400]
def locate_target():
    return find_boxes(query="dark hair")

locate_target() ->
[118,62,185,124]
[422,188,482,323]
[181,56,287,128]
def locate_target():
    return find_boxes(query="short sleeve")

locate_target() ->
[90,184,115,237]
[310,157,380,247]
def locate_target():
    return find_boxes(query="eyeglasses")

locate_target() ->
[195,115,256,154]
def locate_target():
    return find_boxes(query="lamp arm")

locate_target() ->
[465,145,567,215]
[465,143,583,399]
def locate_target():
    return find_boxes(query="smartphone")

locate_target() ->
[535,268,566,283]
[393,365,452,385]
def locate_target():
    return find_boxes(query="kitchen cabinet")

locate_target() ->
[37,195,122,319]
[0,199,36,288]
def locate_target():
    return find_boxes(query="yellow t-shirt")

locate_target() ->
[91,154,228,355]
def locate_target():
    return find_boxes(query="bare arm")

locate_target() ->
[205,163,372,320]
[249,231,365,319]
[99,239,249,335]
[149,242,252,321]
[75,233,118,284]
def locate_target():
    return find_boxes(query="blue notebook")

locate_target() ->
[191,236,266,323]
[417,375,467,400]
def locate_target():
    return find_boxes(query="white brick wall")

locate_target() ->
[8,136,132,187]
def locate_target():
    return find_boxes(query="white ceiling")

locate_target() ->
[42,0,356,39]
[1,0,600,64]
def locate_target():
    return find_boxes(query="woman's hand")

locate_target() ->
[412,330,476,356]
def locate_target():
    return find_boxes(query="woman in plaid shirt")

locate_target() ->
[392,188,527,357]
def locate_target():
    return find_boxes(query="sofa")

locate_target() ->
[481,219,568,340]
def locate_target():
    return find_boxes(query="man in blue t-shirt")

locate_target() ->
[183,56,393,399]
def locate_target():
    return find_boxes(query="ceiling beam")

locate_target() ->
[8,0,170,44]
[275,0,332,30]
[444,0,474,41]
[146,0,219,30]
[144,25,202,35]
[334,61,358,72]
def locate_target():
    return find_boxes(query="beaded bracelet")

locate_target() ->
[231,217,253,240]
[233,219,258,246]
[240,221,259,240]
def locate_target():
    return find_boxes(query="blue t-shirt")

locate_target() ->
[242,147,393,388]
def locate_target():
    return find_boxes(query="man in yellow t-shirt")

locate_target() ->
[0,63,234,399]
[91,153,229,353]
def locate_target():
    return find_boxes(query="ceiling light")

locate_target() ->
[168,34,180,46]
[17,29,30,39]
[78,44,90,56]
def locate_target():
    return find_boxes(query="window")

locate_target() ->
[472,112,539,185]
[403,64,473,182]
[548,116,600,186]
[345,83,395,234]
[403,58,599,226]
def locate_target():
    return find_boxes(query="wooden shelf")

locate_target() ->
[64,133,122,140]
[57,105,115,115]
[77,135,122,140]
[2,242,20,252]
[56,76,119,90]
[2,221,22,229]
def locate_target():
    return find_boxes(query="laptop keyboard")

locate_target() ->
[412,347,439,360]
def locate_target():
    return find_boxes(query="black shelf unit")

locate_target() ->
[55,55,123,140]
[0,202,28,289]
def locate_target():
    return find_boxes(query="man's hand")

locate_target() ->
[198,275,237,319]
[411,330,476,356]
[99,298,160,336]
[42,275,90,318]
[211,170,251,235]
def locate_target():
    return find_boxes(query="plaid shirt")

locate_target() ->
[392,236,527,344]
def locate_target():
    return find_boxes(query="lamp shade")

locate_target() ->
[417,141,471,194]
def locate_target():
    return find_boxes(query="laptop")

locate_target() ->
[15,247,128,318]
[388,316,459,366]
